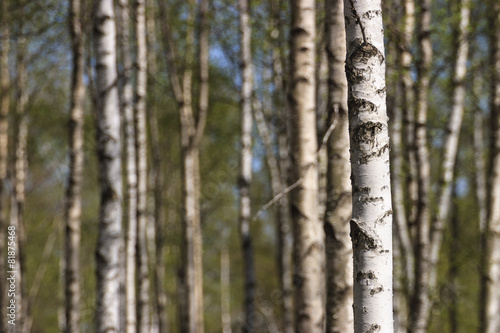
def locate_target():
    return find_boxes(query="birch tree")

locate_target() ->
[65,0,85,331]
[343,0,393,331]
[484,0,500,331]
[238,0,256,330]
[324,0,353,330]
[288,0,325,330]
[93,1,123,331]
[0,2,9,331]
[135,0,150,330]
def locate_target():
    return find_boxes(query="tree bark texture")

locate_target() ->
[93,1,123,331]
[344,0,393,331]
[135,0,151,330]
[288,0,325,330]
[238,0,256,330]
[324,0,353,331]
[65,0,85,331]
[116,1,137,332]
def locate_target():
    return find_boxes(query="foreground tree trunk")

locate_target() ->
[484,0,500,331]
[65,0,85,331]
[93,1,123,331]
[238,0,256,331]
[288,0,325,330]
[344,0,393,331]
[324,0,353,331]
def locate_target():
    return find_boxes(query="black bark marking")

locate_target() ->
[360,196,383,204]
[353,121,383,145]
[350,220,380,250]
[366,324,381,332]
[370,285,384,295]
[359,143,390,164]
[348,96,376,115]
[362,10,381,19]
[375,210,393,226]
[356,270,377,282]
[354,186,371,195]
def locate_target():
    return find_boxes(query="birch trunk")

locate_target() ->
[65,0,85,331]
[238,0,256,330]
[410,0,432,330]
[484,0,500,331]
[324,0,353,330]
[135,0,151,330]
[344,0,393,331]
[428,0,470,294]
[289,0,325,330]
[221,250,232,333]
[14,34,28,333]
[93,1,123,331]
[146,0,168,330]
[0,3,9,331]
[116,1,137,331]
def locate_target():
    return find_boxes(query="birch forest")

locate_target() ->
[0,0,499,332]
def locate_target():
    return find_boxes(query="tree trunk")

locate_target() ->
[324,0,353,331]
[344,0,393,331]
[289,0,325,330]
[484,0,500,331]
[410,0,432,330]
[116,1,137,332]
[135,0,151,330]
[428,0,470,294]
[221,249,232,333]
[146,0,168,330]
[93,1,123,331]
[0,3,9,331]
[238,0,256,331]
[65,0,85,331]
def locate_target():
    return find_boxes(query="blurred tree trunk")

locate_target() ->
[221,249,232,333]
[158,0,209,330]
[323,0,353,331]
[238,0,256,331]
[116,1,137,332]
[428,0,470,294]
[64,0,85,331]
[135,0,151,331]
[410,0,432,330]
[483,0,500,331]
[0,2,9,331]
[289,0,325,330]
[146,0,168,330]
[344,0,393,331]
[14,32,28,333]
[93,1,123,331]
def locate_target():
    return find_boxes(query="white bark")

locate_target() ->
[289,0,325,330]
[344,0,393,332]
[484,0,500,331]
[324,0,353,331]
[93,1,123,331]
[238,0,256,330]
[429,0,470,293]
[116,1,137,332]
[65,0,85,331]
[135,0,151,330]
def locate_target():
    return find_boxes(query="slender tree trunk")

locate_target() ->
[116,0,137,332]
[221,249,232,333]
[344,0,393,331]
[14,33,28,333]
[135,0,151,330]
[484,0,500,331]
[0,3,10,331]
[238,0,256,330]
[410,0,432,330]
[93,1,123,331]
[324,0,353,331]
[289,0,325,330]
[428,0,470,293]
[146,0,168,330]
[65,0,86,331]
